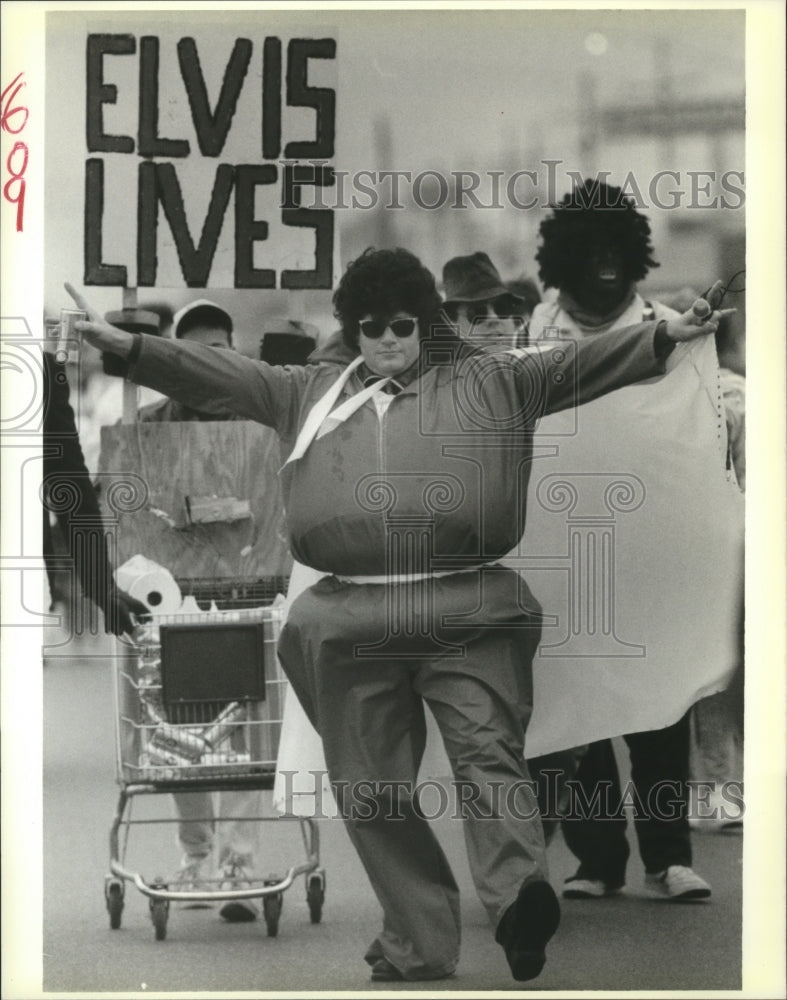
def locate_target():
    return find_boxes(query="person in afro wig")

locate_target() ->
[527,179,717,905]
[535,179,660,326]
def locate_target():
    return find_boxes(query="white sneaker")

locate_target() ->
[689,786,744,832]
[218,860,260,923]
[644,865,712,900]
[170,855,214,909]
[563,877,625,899]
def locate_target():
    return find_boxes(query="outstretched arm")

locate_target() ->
[517,281,735,416]
[662,280,735,342]
[64,283,307,431]
[65,282,135,357]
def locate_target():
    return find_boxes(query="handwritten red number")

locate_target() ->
[2,72,28,231]
[1,73,28,134]
[4,141,27,231]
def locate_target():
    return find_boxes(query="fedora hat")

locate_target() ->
[442,252,523,305]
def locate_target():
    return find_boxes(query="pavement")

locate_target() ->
[33,625,746,995]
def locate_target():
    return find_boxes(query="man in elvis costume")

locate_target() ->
[66,249,728,984]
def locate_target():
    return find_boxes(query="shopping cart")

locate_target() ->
[105,603,325,940]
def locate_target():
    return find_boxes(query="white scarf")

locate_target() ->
[283,358,393,467]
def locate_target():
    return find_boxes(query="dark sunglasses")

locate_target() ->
[465,295,522,326]
[358,317,418,340]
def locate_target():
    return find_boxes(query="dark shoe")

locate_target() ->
[219,898,259,922]
[370,957,404,982]
[496,879,561,982]
[218,861,259,922]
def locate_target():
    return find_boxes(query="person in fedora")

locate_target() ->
[441,252,528,352]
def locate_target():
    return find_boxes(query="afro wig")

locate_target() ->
[333,247,444,348]
[536,179,659,291]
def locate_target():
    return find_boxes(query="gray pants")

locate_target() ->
[173,789,262,868]
[278,568,548,979]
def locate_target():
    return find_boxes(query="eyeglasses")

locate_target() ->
[464,296,523,326]
[358,317,418,340]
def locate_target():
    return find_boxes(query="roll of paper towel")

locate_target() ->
[115,554,182,615]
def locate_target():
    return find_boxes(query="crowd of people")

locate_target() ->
[47,179,745,984]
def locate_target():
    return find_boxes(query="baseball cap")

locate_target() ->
[172,299,233,339]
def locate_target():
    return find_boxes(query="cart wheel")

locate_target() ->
[263,892,283,937]
[105,879,124,930]
[306,872,325,924]
[150,898,169,941]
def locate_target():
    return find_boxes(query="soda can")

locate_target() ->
[203,702,246,750]
[58,309,87,363]
[145,746,192,775]
[151,724,209,762]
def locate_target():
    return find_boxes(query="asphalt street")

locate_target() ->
[36,626,744,996]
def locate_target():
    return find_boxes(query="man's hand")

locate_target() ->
[102,588,152,637]
[64,283,135,358]
[665,280,736,343]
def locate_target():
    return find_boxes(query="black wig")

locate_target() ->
[536,179,659,291]
[333,247,444,349]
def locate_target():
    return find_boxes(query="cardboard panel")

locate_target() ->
[98,420,292,580]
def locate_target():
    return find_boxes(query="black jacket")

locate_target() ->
[42,352,110,607]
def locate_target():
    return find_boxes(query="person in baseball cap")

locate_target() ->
[171,299,234,347]
[441,252,528,352]
[139,299,236,422]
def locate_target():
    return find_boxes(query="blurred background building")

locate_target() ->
[339,11,744,340]
[44,7,746,463]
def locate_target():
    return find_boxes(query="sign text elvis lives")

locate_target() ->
[83,33,336,289]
